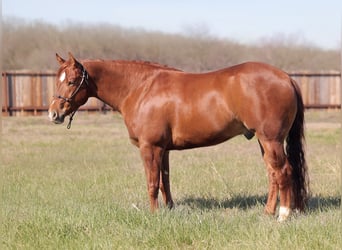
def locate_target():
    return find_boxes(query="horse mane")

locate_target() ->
[116,60,183,72]
[82,59,182,72]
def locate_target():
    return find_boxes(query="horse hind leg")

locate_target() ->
[258,139,279,214]
[259,139,293,222]
[159,151,174,209]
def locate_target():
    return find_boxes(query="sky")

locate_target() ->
[2,0,341,49]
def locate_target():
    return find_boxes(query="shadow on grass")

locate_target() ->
[307,195,341,211]
[178,194,267,210]
[178,194,341,211]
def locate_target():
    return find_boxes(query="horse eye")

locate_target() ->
[68,81,74,86]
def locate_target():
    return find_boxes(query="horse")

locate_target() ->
[48,52,309,221]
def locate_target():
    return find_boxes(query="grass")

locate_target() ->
[1,110,341,249]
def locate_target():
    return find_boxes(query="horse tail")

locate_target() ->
[286,79,310,211]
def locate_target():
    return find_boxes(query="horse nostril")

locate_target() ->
[48,110,65,124]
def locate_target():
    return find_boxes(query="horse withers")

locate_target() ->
[48,52,309,221]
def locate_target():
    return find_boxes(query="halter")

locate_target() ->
[54,66,89,129]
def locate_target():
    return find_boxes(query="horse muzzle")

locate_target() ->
[48,110,65,124]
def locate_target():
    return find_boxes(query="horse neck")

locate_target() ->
[84,60,159,112]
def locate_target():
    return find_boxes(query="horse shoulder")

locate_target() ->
[121,73,177,147]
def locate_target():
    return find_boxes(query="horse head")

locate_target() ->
[48,52,90,125]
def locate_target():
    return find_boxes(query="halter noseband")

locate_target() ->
[54,66,89,129]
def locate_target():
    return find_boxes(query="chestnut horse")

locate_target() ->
[48,52,309,221]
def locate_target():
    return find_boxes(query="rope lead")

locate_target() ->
[67,111,76,129]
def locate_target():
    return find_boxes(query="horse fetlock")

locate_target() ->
[264,206,276,215]
[277,206,291,222]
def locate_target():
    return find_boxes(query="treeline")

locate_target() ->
[2,18,340,72]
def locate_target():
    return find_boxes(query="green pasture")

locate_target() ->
[1,110,341,249]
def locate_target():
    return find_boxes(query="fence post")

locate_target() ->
[2,72,8,116]
[7,73,14,116]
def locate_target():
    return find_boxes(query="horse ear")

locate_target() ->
[68,52,78,65]
[56,53,65,65]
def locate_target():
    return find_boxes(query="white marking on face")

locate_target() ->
[59,71,66,82]
[48,111,54,121]
[48,100,56,121]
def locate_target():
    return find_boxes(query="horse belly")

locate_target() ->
[170,117,245,150]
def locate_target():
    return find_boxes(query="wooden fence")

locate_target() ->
[1,71,109,116]
[290,71,341,109]
[1,70,341,116]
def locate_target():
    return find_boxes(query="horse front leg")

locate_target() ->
[140,143,163,212]
[159,151,174,209]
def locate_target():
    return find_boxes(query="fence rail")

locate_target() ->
[2,70,341,116]
[289,71,341,109]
